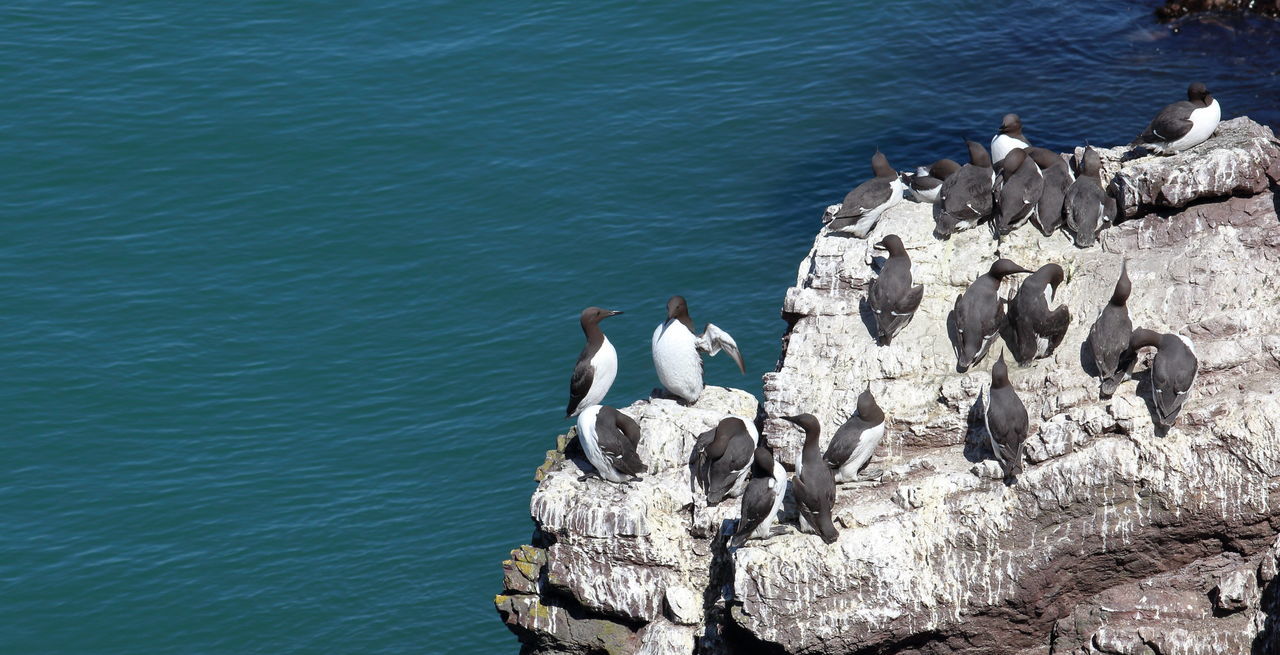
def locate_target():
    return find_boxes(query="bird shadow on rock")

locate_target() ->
[963,394,993,464]
[869,254,886,273]
[858,297,879,344]
[1079,334,1102,378]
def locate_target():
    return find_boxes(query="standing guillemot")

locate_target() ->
[826,150,907,237]
[1064,147,1116,248]
[936,140,995,237]
[1088,261,1135,398]
[1007,263,1071,365]
[566,307,623,418]
[992,148,1044,237]
[1130,328,1199,429]
[652,295,744,405]
[952,259,1031,372]
[984,352,1029,482]
[1025,147,1073,237]
[823,387,886,483]
[731,447,788,546]
[783,414,839,544]
[905,159,961,204]
[1133,82,1221,155]
[691,416,756,506]
[574,405,646,483]
[867,234,924,346]
[991,113,1032,165]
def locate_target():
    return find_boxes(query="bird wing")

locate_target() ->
[1138,101,1195,144]
[833,178,890,220]
[733,477,774,539]
[566,353,593,417]
[823,420,865,469]
[706,434,754,505]
[697,324,745,374]
[595,409,646,476]
[689,427,716,492]
[1043,305,1072,354]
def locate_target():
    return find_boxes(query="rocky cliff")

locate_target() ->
[496,117,1280,654]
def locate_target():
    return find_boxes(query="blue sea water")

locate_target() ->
[2,1,1276,653]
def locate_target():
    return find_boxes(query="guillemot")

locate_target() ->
[992,148,1044,237]
[1007,263,1070,365]
[574,405,646,483]
[1063,147,1116,248]
[1130,328,1199,429]
[936,140,995,237]
[652,295,744,405]
[867,234,924,346]
[691,416,756,506]
[826,149,907,238]
[823,387,886,484]
[566,307,623,418]
[1025,147,1073,237]
[782,413,839,544]
[905,159,960,204]
[984,352,1029,483]
[991,113,1032,165]
[731,447,788,546]
[1088,261,1135,398]
[952,259,1031,372]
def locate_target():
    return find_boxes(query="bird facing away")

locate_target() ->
[905,158,961,204]
[993,147,1045,237]
[952,259,1031,372]
[652,296,745,405]
[1064,147,1117,248]
[936,140,995,237]
[867,234,924,346]
[827,149,907,237]
[1130,328,1199,429]
[1088,261,1135,398]
[1025,147,1074,237]
[1134,82,1221,155]
[567,307,623,418]
[823,387,887,483]
[783,413,839,544]
[574,405,646,483]
[731,447,788,547]
[691,416,756,506]
[991,113,1032,165]
[984,353,1029,482]
[1007,263,1071,365]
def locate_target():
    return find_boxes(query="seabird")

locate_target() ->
[826,150,907,237]
[867,234,924,346]
[731,447,788,546]
[691,416,756,505]
[566,307,623,418]
[1130,328,1199,429]
[936,140,995,237]
[992,148,1044,237]
[1025,147,1073,237]
[823,387,886,483]
[952,259,1031,372]
[991,113,1032,165]
[574,405,646,483]
[984,353,1029,482]
[1064,147,1117,248]
[905,159,961,204]
[652,295,745,405]
[1007,263,1071,365]
[782,413,839,544]
[1088,261,1135,398]
[1133,82,1221,155]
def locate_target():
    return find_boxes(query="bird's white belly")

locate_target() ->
[582,338,617,409]
[912,185,941,204]
[575,405,624,483]
[1168,100,1220,151]
[652,321,703,402]
[991,134,1028,164]
[834,423,885,483]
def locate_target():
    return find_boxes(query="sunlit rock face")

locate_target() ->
[498,118,1280,655]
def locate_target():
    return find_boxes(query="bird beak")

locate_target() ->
[609,310,624,316]
[873,241,887,251]
[780,416,800,426]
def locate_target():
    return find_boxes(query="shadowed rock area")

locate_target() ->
[497,118,1280,654]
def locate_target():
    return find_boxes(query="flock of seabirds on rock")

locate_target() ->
[563,83,1217,547]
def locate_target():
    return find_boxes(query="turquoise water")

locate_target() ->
[3,2,1276,653]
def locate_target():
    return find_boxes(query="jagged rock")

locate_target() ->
[1082,117,1280,218]
[498,386,758,654]
[499,118,1280,654]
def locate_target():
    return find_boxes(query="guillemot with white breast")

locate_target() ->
[731,446,788,546]
[952,259,1031,372]
[566,307,623,418]
[652,295,744,405]
[1133,82,1221,155]
[574,405,646,483]
[826,149,907,238]
[991,113,1032,165]
[1130,328,1199,429]
[823,387,886,484]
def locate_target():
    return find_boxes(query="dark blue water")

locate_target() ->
[2,1,1275,653]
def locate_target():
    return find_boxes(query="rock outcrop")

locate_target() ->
[497,118,1280,654]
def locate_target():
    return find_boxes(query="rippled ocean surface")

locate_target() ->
[3,1,1276,653]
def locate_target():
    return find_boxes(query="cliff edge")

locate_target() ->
[497,117,1280,655]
